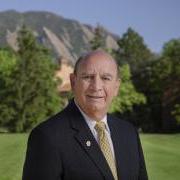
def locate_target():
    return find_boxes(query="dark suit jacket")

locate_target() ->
[23,100,148,180]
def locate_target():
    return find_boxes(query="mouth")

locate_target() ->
[86,95,104,100]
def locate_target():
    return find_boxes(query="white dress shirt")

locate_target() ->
[74,100,115,158]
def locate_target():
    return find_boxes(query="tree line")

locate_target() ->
[0,25,179,133]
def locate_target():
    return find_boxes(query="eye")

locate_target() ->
[102,76,112,81]
[81,75,93,80]
[82,76,89,79]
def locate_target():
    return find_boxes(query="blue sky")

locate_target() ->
[0,0,180,53]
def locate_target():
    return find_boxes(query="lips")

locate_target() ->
[86,95,104,99]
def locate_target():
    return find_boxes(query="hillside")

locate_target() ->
[0,10,119,64]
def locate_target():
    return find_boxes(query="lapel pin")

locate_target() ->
[86,140,91,147]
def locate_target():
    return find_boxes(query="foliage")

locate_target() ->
[0,26,63,132]
[0,48,17,75]
[161,39,180,77]
[113,28,180,132]
[172,105,180,125]
[90,24,106,50]
[138,39,180,132]
[115,27,153,73]
[111,28,154,129]
[110,64,146,113]
[0,48,17,128]
[160,39,180,130]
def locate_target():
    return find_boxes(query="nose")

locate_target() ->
[90,76,103,91]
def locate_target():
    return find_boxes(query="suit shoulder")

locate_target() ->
[108,114,137,132]
[30,107,70,136]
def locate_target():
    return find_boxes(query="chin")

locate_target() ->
[87,105,106,113]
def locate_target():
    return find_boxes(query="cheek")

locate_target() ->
[113,86,119,96]
[106,86,118,98]
[75,82,89,93]
[111,82,119,96]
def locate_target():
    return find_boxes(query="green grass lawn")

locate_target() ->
[0,134,28,180]
[0,133,180,180]
[141,134,180,180]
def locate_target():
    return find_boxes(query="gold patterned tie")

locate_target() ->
[95,121,118,180]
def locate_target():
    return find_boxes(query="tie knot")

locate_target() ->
[95,121,106,132]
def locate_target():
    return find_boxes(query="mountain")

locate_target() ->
[0,10,119,64]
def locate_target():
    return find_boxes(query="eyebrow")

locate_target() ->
[102,73,113,77]
[80,72,93,75]
[80,72,114,78]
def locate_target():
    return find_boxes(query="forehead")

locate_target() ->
[77,53,117,75]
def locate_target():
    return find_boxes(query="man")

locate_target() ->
[23,50,148,180]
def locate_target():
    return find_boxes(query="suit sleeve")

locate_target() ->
[22,128,62,180]
[135,129,148,180]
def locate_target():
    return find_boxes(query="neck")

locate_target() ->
[74,100,106,121]
[85,111,106,121]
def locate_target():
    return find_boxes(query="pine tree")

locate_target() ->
[115,27,153,73]
[8,26,62,132]
[90,24,106,50]
[0,48,17,131]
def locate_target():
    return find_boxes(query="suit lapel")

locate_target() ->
[108,115,130,180]
[67,101,114,180]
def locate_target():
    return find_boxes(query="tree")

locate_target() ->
[0,48,17,130]
[162,39,180,78]
[113,28,156,130]
[138,39,180,132]
[0,48,17,76]
[109,64,146,125]
[90,24,106,50]
[160,39,180,131]
[172,104,180,125]
[5,26,63,132]
[115,27,153,73]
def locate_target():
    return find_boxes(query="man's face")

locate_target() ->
[70,53,120,119]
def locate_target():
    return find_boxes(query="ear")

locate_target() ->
[114,79,120,97]
[70,73,76,91]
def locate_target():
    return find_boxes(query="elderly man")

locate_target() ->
[23,50,148,180]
